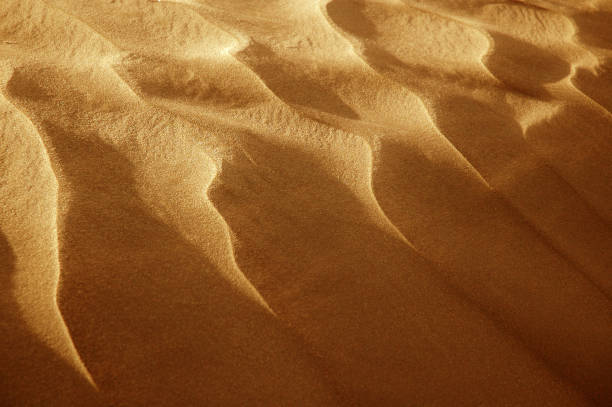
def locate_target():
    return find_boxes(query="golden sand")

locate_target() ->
[1,0,611,405]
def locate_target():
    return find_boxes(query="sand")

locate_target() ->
[0,0,611,405]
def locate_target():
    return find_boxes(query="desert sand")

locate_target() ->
[0,0,611,405]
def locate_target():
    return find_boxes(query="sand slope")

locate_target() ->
[1,0,611,406]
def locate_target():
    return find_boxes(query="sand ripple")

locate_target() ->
[1,0,611,405]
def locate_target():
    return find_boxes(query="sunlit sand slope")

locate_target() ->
[1,0,611,406]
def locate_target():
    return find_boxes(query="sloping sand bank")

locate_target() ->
[1,0,611,405]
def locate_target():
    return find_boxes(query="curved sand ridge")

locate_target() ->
[1,0,611,406]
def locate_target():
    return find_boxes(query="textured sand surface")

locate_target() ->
[1,0,611,405]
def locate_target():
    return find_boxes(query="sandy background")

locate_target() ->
[1,0,611,405]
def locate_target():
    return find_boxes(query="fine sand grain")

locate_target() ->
[1,0,611,406]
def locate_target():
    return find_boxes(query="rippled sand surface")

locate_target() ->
[1,0,611,405]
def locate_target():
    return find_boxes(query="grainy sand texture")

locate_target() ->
[1,0,611,405]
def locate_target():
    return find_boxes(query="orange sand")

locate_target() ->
[1,0,611,405]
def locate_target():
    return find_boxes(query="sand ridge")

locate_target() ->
[1,0,611,406]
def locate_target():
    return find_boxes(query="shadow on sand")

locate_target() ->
[40,123,338,407]
[208,132,591,406]
[0,229,106,407]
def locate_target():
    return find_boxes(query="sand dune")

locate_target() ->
[1,0,611,405]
